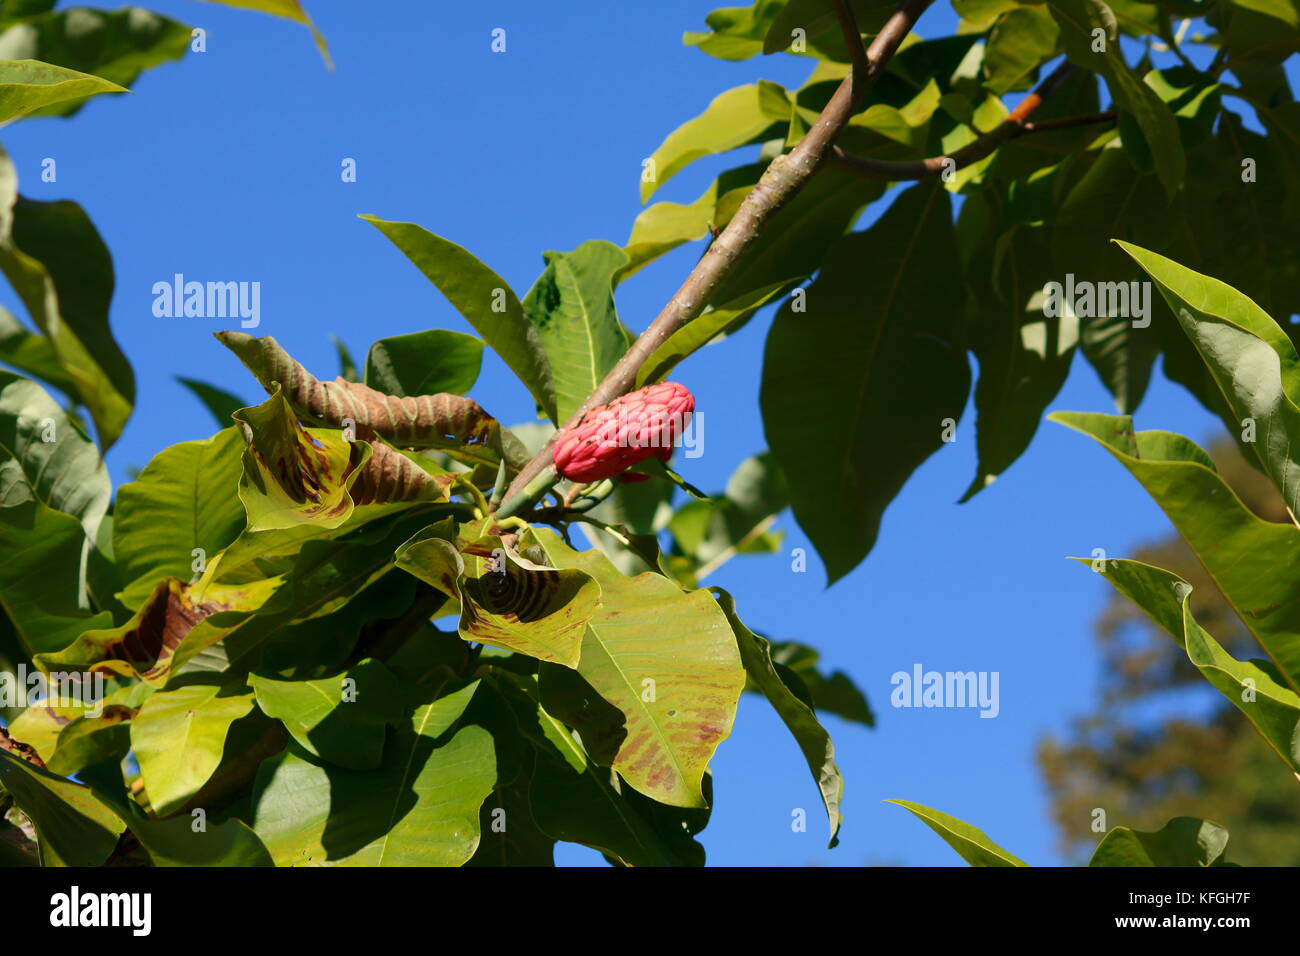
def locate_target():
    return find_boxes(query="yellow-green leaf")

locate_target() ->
[527,528,744,809]
[0,58,125,122]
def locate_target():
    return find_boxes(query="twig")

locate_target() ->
[496,0,937,517]
[830,111,1116,179]
[1208,44,1229,77]
[1159,18,1196,71]
[829,61,1116,181]
[694,513,779,581]
[562,481,588,509]
[455,473,491,516]
[488,459,508,510]
[567,514,634,548]
[835,0,871,96]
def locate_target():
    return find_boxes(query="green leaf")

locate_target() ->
[973,66,1101,185]
[250,660,401,771]
[465,740,556,866]
[762,0,900,56]
[0,57,125,121]
[1216,1,1300,104]
[0,307,73,392]
[1117,241,1300,513]
[395,526,600,669]
[637,283,788,387]
[114,426,247,607]
[130,682,256,815]
[1090,559,1300,773]
[983,7,1061,94]
[0,747,272,865]
[932,92,1012,192]
[621,163,762,280]
[0,372,112,656]
[43,689,140,778]
[0,369,108,539]
[359,217,556,421]
[526,528,745,809]
[1048,0,1184,198]
[7,678,133,764]
[1169,112,1300,325]
[1130,67,1222,159]
[125,813,273,867]
[843,79,944,152]
[708,165,885,310]
[1050,411,1300,692]
[761,181,970,583]
[257,571,416,676]
[364,329,483,397]
[0,148,134,448]
[196,0,331,67]
[1050,149,1168,414]
[640,81,789,203]
[175,376,248,427]
[715,588,843,847]
[1089,817,1231,867]
[768,640,875,727]
[669,452,788,579]
[1080,309,1158,416]
[522,240,630,423]
[251,680,496,866]
[0,500,109,659]
[0,748,124,865]
[953,0,1022,30]
[330,333,359,382]
[961,222,1078,501]
[581,478,677,578]
[495,671,707,866]
[684,0,787,61]
[0,8,189,118]
[0,1,58,22]
[888,799,1030,866]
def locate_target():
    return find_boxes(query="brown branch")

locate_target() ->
[1004,59,1077,123]
[835,0,871,98]
[830,62,1116,181]
[496,0,937,517]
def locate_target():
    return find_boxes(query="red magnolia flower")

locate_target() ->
[553,382,695,483]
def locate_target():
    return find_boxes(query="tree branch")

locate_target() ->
[829,61,1117,181]
[496,0,937,517]
[835,0,871,96]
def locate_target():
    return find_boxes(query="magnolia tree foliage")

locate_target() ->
[1,0,1298,866]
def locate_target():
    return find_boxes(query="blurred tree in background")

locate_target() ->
[1039,439,1300,865]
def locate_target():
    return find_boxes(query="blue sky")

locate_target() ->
[0,0,1252,865]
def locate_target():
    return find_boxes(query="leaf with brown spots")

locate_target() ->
[34,512,435,692]
[216,331,527,469]
[233,385,455,533]
[525,528,744,809]
[35,576,277,687]
[492,671,709,865]
[395,525,599,667]
[0,724,45,769]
